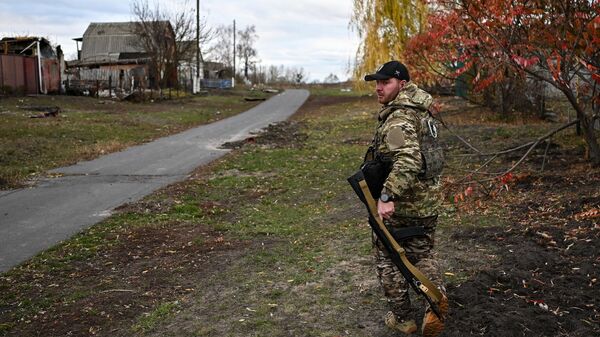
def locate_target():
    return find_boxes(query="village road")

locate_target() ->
[0,89,309,272]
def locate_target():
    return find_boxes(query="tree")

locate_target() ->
[292,67,307,84]
[323,73,340,83]
[131,0,211,90]
[250,63,267,84]
[131,0,175,89]
[236,25,258,80]
[406,0,600,165]
[350,0,429,84]
[265,64,305,84]
[206,24,234,69]
[267,65,282,83]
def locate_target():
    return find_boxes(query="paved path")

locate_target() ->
[0,89,309,272]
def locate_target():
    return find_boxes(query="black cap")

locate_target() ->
[364,61,410,82]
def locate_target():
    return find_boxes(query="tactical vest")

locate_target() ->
[361,105,444,196]
[418,112,444,180]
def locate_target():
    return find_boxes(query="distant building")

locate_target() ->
[177,42,231,90]
[200,61,232,89]
[176,40,204,92]
[67,21,178,94]
[0,37,62,95]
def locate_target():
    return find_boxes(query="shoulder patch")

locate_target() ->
[387,126,406,149]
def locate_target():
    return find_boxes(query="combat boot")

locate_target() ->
[421,294,449,337]
[385,311,417,334]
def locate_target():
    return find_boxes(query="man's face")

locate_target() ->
[375,78,405,104]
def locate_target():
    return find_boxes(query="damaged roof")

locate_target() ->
[0,37,57,58]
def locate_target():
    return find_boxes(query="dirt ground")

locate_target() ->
[440,160,599,336]
[1,94,598,336]
[432,96,599,336]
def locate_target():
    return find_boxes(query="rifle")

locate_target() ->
[347,170,446,320]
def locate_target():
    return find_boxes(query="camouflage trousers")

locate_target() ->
[373,215,445,319]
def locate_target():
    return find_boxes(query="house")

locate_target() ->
[177,40,233,89]
[0,36,62,95]
[67,21,178,94]
[201,61,232,89]
[176,40,204,92]
[176,42,229,89]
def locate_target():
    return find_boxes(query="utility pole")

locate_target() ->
[232,19,236,88]
[195,0,200,93]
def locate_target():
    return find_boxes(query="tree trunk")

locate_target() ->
[580,115,600,166]
[564,89,600,166]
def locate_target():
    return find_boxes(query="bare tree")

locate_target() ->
[131,0,212,90]
[205,24,234,69]
[263,64,310,85]
[323,73,340,84]
[267,65,281,84]
[292,67,307,84]
[170,1,212,84]
[250,63,267,84]
[236,25,258,80]
[131,0,173,89]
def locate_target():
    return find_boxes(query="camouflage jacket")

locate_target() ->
[370,82,442,218]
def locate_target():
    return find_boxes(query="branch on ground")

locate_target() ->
[445,119,580,194]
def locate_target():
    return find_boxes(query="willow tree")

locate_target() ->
[350,0,428,85]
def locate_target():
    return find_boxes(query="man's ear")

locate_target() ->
[398,80,407,89]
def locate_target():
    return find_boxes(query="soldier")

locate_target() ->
[363,61,446,336]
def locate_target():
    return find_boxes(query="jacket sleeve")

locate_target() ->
[381,110,422,197]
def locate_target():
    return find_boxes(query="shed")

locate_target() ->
[67,21,175,94]
[0,37,62,95]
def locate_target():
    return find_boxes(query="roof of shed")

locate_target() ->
[0,37,57,58]
[80,22,143,63]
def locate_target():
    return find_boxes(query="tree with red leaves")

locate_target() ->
[406,0,600,165]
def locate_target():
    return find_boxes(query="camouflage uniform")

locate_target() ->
[369,82,445,320]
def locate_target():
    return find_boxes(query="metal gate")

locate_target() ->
[0,54,39,94]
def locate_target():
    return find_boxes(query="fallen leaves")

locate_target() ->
[535,231,557,246]
[574,208,600,221]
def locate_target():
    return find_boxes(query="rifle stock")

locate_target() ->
[347,170,445,320]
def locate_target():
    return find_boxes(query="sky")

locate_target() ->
[0,0,360,82]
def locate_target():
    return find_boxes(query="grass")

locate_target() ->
[112,97,386,336]
[133,301,181,333]
[0,95,378,336]
[309,87,369,97]
[0,90,269,189]
[1,89,587,336]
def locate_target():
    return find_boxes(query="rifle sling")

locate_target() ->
[347,171,444,319]
[353,176,443,305]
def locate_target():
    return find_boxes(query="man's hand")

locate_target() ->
[377,199,395,219]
